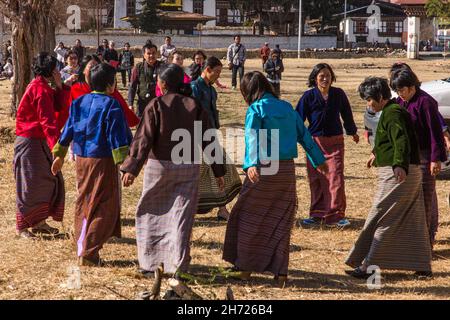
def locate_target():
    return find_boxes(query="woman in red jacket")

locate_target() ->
[14,52,71,238]
[56,54,139,131]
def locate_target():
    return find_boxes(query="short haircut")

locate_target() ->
[89,63,116,92]
[65,50,78,60]
[165,36,172,40]
[192,50,207,61]
[32,52,58,78]
[158,63,191,96]
[143,43,157,53]
[78,54,101,83]
[308,63,336,88]
[240,71,278,105]
[358,77,392,102]
[389,68,421,92]
[168,51,182,62]
[234,35,241,40]
[204,56,223,70]
[124,42,130,47]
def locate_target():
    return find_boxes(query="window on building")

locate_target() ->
[193,0,204,14]
[353,20,368,34]
[395,21,403,33]
[379,21,387,33]
[127,0,136,17]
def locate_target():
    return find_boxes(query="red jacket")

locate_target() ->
[16,76,70,150]
[56,82,139,130]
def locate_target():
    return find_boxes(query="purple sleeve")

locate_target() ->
[423,97,447,162]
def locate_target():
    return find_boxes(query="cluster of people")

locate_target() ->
[12,35,449,288]
[0,40,13,80]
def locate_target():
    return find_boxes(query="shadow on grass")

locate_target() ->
[187,264,450,297]
[108,237,136,245]
[296,217,367,231]
[105,259,139,268]
[121,218,135,227]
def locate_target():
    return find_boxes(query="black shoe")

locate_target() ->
[414,271,433,279]
[137,268,154,278]
[345,267,371,279]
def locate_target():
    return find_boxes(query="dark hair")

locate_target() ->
[65,50,78,60]
[143,43,157,53]
[77,54,101,83]
[389,62,412,75]
[204,56,223,70]
[358,77,392,102]
[145,39,153,46]
[240,71,278,105]
[168,51,182,62]
[32,52,58,78]
[165,36,172,40]
[389,68,421,92]
[192,50,207,61]
[124,42,130,47]
[102,39,108,44]
[308,63,336,88]
[158,63,192,96]
[234,35,241,40]
[90,63,116,92]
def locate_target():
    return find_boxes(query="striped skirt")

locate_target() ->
[75,157,121,260]
[136,159,200,274]
[14,137,65,231]
[197,162,242,214]
[346,165,432,272]
[223,160,297,276]
[306,135,346,224]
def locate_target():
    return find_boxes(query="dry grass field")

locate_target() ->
[0,57,449,300]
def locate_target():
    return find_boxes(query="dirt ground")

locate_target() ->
[0,57,449,300]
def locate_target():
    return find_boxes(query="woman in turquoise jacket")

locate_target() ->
[222,71,327,287]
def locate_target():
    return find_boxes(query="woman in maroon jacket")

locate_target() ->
[14,52,70,239]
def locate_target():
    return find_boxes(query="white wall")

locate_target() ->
[114,0,129,29]
[56,33,337,50]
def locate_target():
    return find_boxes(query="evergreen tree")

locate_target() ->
[130,0,161,33]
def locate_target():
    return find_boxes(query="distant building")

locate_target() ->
[339,0,407,48]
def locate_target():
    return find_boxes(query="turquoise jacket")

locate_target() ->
[244,93,326,171]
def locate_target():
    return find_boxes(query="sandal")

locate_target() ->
[79,256,102,267]
[31,222,60,235]
[274,275,288,288]
[345,267,371,279]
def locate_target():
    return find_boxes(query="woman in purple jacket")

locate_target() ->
[390,66,447,248]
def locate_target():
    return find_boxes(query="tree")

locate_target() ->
[425,0,450,19]
[0,0,57,117]
[130,0,161,33]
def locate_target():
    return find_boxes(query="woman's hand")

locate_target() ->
[393,167,406,184]
[51,156,64,176]
[216,177,225,192]
[247,166,260,183]
[367,153,376,169]
[430,161,441,177]
[122,172,136,187]
[316,162,328,175]
[352,134,360,144]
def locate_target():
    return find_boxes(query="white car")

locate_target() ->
[363,76,450,178]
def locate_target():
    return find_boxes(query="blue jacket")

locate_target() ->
[296,87,357,137]
[53,93,133,164]
[244,93,326,170]
[191,77,220,129]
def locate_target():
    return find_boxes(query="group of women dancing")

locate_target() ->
[13,43,448,288]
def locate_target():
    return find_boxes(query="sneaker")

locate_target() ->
[326,219,351,228]
[301,217,322,226]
